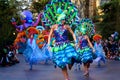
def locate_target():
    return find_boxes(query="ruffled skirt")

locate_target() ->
[77,47,93,63]
[94,51,106,63]
[41,44,52,60]
[51,42,80,69]
[23,45,47,64]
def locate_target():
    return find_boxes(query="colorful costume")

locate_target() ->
[93,34,106,66]
[41,0,80,28]
[94,42,106,65]
[23,38,46,64]
[23,27,47,69]
[75,18,95,64]
[77,36,93,63]
[51,26,79,69]
[42,0,81,68]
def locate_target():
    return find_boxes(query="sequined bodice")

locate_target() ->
[79,36,88,48]
[54,29,68,42]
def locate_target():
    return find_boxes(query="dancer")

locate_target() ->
[93,34,106,67]
[23,27,46,70]
[75,18,95,77]
[77,31,95,76]
[47,13,78,80]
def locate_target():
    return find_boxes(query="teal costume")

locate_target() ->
[51,25,79,69]
[77,36,93,63]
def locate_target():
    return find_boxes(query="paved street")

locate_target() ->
[0,54,120,80]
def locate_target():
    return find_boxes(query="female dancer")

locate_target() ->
[93,34,106,67]
[23,27,46,70]
[77,31,95,76]
[48,17,78,80]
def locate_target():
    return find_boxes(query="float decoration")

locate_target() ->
[11,10,42,32]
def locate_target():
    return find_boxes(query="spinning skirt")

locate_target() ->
[51,42,80,69]
[77,47,93,63]
[41,44,52,60]
[23,45,47,64]
[94,51,106,63]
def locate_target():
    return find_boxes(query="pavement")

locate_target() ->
[0,54,120,80]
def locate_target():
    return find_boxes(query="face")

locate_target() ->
[96,39,101,44]
[61,19,65,24]
[30,34,34,38]
[78,32,82,36]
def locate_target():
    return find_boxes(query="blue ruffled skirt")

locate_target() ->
[41,44,52,60]
[94,51,106,63]
[23,45,47,64]
[77,47,93,63]
[51,42,80,69]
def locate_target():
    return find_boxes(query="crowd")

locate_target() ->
[102,37,120,60]
[0,44,19,67]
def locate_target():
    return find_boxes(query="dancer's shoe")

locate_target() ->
[83,71,89,77]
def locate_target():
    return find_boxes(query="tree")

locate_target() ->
[71,0,91,18]
[0,0,20,47]
[84,0,90,18]
[95,0,120,38]
[31,0,49,13]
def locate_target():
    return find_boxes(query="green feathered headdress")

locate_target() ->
[75,18,95,37]
[56,8,67,23]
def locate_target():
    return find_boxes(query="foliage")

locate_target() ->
[0,0,20,47]
[31,0,49,13]
[95,0,120,38]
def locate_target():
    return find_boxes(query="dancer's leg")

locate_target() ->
[68,58,74,70]
[61,66,69,80]
[95,57,101,67]
[101,57,106,64]
[74,63,77,71]
[83,63,90,76]
[68,64,74,70]
[97,60,101,67]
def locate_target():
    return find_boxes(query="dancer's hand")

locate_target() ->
[92,48,95,53]
[74,43,77,47]
[75,44,79,50]
[48,46,51,51]
[47,44,51,51]
[74,41,78,47]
